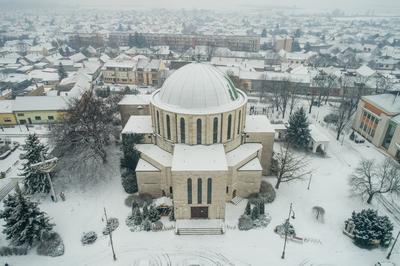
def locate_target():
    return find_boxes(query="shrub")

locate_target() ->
[143,218,151,231]
[124,193,153,208]
[274,221,296,237]
[323,113,339,124]
[0,246,28,256]
[37,232,64,257]
[81,231,97,245]
[259,181,276,203]
[148,205,161,222]
[346,209,393,248]
[238,215,253,231]
[121,170,138,194]
[169,207,175,221]
[152,221,163,232]
[103,217,119,235]
[251,205,260,220]
[253,214,272,228]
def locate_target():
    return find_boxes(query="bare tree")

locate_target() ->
[271,142,312,189]
[51,89,114,164]
[312,206,325,221]
[277,79,291,118]
[288,85,300,116]
[350,158,400,204]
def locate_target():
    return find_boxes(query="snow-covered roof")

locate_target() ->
[172,144,228,171]
[0,100,14,113]
[238,157,262,171]
[136,159,159,172]
[356,65,376,77]
[363,94,400,115]
[13,96,69,111]
[226,143,262,167]
[122,116,153,134]
[245,115,275,133]
[309,124,330,143]
[136,144,172,167]
[118,94,151,106]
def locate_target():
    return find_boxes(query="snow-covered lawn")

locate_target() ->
[1,104,400,266]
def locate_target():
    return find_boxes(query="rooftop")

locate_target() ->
[136,144,172,167]
[118,94,151,106]
[226,143,262,167]
[245,115,275,133]
[172,144,228,172]
[13,96,69,111]
[121,116,153,134]
[363,94,400,115]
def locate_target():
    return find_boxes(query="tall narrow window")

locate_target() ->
[197,178,202,204]
[166,115,171,140]
[227,114,232,139]
[196,119,202,144]
[237,110,241,135]
[187,178,192,204]
[207,178,212,204]
[213,117,218,143]
[180,117,186,143]
[156,111,160,134]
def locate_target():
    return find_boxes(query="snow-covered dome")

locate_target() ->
[157,63,241,110]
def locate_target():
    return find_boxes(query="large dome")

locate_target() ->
[156,63,241,110]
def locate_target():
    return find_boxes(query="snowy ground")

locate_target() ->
[1,102,400,266]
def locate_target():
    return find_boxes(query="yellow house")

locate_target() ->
[13,96,68,125]
[0,100,17,126]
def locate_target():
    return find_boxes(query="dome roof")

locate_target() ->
[157,63,240,110]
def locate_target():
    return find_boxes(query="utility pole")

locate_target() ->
[281,203,293,259]
[104,207,117,261]
[387,230,400,260]
[307,174,313,190]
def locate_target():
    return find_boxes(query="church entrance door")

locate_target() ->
[191,207,208,219]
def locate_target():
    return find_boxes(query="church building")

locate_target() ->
[120,63,275,220]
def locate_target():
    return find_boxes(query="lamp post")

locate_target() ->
[387,231,400,260]
[104,207,117,261]
[281,203,295,259]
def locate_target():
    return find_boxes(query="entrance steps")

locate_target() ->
[230,196,244,205]
[176,219,224,235]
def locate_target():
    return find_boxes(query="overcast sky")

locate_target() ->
[1,0,399,11]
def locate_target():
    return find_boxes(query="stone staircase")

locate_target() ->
[176,219,224,235]
[230,196,244,205]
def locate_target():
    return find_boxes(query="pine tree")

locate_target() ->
[133,207,142,226]
[245,202,251,215]
[148,205,160,222]
[142,204,149,219]
[251,204,260,220]
[143,218,151,231]
[20,134,50,194]
[286,107,311,149]
[259,202,265,215]
[0,186,54,247]
[58,62,67,81]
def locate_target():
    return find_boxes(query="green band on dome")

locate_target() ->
[225,75,239,100]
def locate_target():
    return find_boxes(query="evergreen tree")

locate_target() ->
[259,202,265,215]
[251,204,260,220]
[142,204,149,219]
[286,107,311,149]
[58,62,67,81]
[148,205,160,222]
[120,134,143,171]
[143,218,151,231]
[132,207,142,226]
[261,28,267,37]
[20,134,50,194]
[169,207,175,221]
[0,186,54,247]
[245,201,251,215]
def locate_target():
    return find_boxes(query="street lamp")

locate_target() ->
[387,231,400,260]
[281,202,295,259]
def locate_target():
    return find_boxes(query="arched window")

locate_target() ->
[196,119,202,144]
[187,178,192,204]
[213,117,218,143]
[227,114,232,140]
[156,111,160,134]
[197,178,202,204]
[180,117,185,143]
[166,114,171,140]
[207,178,212,204]
[237,110,241,135]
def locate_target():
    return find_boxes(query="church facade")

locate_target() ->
[120,63,275,220]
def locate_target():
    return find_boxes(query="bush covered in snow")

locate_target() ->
[248,181,276,204]
[152,221,163,232]
[253,214,272,228]
[323,113,339,124]
[0,246,28,256]
[274,221,296,237]
[121,170,138,194]
[345,209,393,248]
[36,232,64,257]
[238,215,253,231]
[103,217,119,235]
[125,193,153,208]
[143,218,151,231]
[81,231,97,245]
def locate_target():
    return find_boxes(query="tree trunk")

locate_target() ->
[309,102,313,114]
[367,194,374,204]
[275,179,281,189]
[336,128,341,141]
